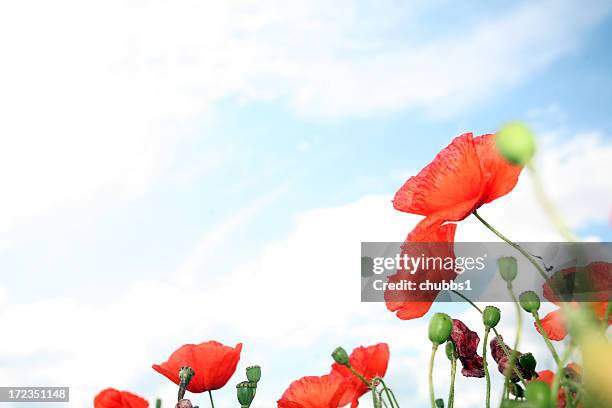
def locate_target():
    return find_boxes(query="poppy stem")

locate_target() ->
[428,344,438,408]
[447,351,456,408]
[347,365,372,389]
[551,342,575,408]
[500,284,522,403]
[208,390,215,408]
[450,290,527,386]
[532,311,561,364]
[473,211,550,283]
[375,377,400,408]
[482,328,491,408]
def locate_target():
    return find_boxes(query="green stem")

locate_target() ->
[348,365,372,388]
[527,163,578,242]
[448,352,456,408]
[603,292,612,331]
[532,311,561,364]
[208,390,215,408]
[501,284,522,404]
[483,328,491,408]
[376,378,399,408]
[155,399,161,408]
[473,211,550,283]
[429,344,438,408]
[551,343,575,408]
[450,290,526,386]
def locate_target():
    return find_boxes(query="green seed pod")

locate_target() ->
[518,352,537,373]
[496,122,536,165]
[498,257,518,283]
[236,381,256,407]
[525,381,551,408]
[482,306,501,329]
[331,346,350,366]
[428,313,453,345]
[445,341,457,361]
[246,365,261,383]
[519,291,541,313]
[435,398,444,408]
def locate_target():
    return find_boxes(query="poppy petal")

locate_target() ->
[473,134,522,204]
[537,309,567,341]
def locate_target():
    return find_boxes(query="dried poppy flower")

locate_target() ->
[152,340,242,393]
[330,343,390,407]
[94,388,148,408]
[490,336,535,382]
[537,262,612,341]
[277,375,346,408]
[393,133,522,240]
[450,319,484,377]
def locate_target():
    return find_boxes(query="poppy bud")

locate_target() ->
[518,352,537,373]
[524,381,551,408]
[435,398,444,408]
[428,313,453,345]
[176,399,193,408]
[332,346,350,366]
[498,257,517,283]
[236,381,256,407]
[482,306,501,329]
[519,291,541,313]
[246,365,261,383]
[445,340,457,361]
[496,122,536,165]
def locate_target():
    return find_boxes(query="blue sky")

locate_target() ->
[0,1,611,407]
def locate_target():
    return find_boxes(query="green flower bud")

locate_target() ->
[519,291,541,313]
[246,365,261,383]
[524,381,551,408]
[236,381,256,407]
[482,306,501,329]
[498,257,518,283]
[435,398,444,408]
[518,352,537,373]
[428,313,453,345]
[331,346,350,366]
[496,122,536,165]
[445,341,457,361]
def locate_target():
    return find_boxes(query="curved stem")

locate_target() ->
[208,390,215,408]
[429,344,438,408]
[448,352,456,408]
[376,378,398,408]
[348,365,372,388]
[527,163,578,242]
[532,311,561,364]
[483,328,491,408]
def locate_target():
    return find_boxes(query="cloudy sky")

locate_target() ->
[1,0,611,407]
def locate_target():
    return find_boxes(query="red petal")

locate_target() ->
[277,375,346,408]
[473,134,522,204]
[94,388,149,408]
[536,309,567,341]
[393,133,483,220]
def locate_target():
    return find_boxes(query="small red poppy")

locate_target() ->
[393,132,522,240]
[277,375,346,408]
[329,343,390,407]
[152,340,242,393]
[538,262,612,341]
[94,388,148,408]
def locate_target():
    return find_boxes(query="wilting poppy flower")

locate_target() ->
[536,364,581,408]
[385,223,457,319]
[490,336,535,382]
[393,132,522,240]
[329,343,390,407]
[450,319,484,377]
[94,388,148,408]
[152,340,242,393]
[277,375,346,408]
[538,262,612,341]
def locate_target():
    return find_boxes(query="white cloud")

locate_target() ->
[0,132,608,406]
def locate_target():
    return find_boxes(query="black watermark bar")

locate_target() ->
[361,242,612,302]
[0,387,69,402]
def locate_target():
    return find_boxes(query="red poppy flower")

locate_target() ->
[94,388,148,408]
[329,343,390,407]
[152,340,242,393]
[393,132,522,240]
[385,223,457,319]
[537,262,612,341]
[536,364,582,408]
[277,375,346,408]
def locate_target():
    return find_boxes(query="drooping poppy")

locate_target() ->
[489,336,535,382]
[152,340,242,393]
[537,262,612,341]
[277,375,346,408]
[449,319,484,377]
[94,388,148,408]
[393,132,522,240]
[536,363,582,408]
[385,223,457,319]
[329,343,390,407]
